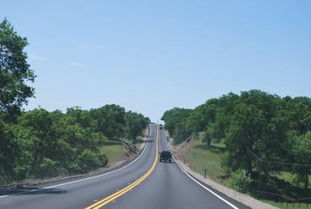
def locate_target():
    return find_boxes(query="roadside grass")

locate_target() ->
[253,176,311,209]
[100,136,146,165]
[134,136,146,147]
[186,137,227,184]
[100,141,128,163]
[264,200,311,209]
[181,136,311,209]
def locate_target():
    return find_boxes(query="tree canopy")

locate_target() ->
[161,90,311,188]
[0,19,35,116]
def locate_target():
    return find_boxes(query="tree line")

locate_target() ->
[0,19,150,184]
[161,90,311,189]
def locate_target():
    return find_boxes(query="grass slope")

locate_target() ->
[100,135,146,166]
[186,139,227,184]
[179,136,311,209]
[100,141,129,164]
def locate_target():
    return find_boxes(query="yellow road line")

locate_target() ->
[85,126,159,209]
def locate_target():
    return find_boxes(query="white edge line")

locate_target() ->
[0,126,152,199]
[163,131,240,209]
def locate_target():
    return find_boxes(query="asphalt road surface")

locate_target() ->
[0,124,249,209]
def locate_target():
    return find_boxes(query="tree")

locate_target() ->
[223,103,266,176]
[292,131,311,189]
[17,109,57,176]
[161,107,192,142]
[222,91,289,178]
[0,18,35,183]
[285,97,311,135]
[125,111,149,142]
[90,105,126,140]
[0,119,18,183]
[0,19,35,116]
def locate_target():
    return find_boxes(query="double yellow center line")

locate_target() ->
[85,126,159,209]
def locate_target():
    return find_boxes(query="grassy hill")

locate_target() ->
[175,135,311,209]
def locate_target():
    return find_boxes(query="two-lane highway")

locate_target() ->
[0,125,157,209]
[104,126,249,209]
[0,124,250,209]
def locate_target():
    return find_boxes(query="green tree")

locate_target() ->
[125,111,149,142]
[0,120,18,183]
[90,105,126,140]
[0,18,35,183]
[285,97,311,135]
[0,19,35,116]
[222,91,289,178]
[292,131,311,188]
[161,107,192,142]
[17,109,57,177]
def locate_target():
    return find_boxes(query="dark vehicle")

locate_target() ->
[159,151,172,163]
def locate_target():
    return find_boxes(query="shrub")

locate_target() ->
[77,149,108,173]
[226,169,253,193]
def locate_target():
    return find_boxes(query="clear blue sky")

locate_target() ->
[2,0,311,122]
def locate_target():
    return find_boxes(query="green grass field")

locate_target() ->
[186,139,227,184]
[181,137,311,209]
[100,141,128,164]
[100,137,145,165]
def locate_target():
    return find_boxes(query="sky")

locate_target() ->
[1,0,311,122]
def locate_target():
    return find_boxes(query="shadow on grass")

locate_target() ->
[102,140,123,146]
[250,175,311,204]
[134,139,145,144]
[134,139,154,144]
[194,144,226,154]
[103,138,154,146]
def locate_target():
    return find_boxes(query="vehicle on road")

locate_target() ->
[159,151,172,163]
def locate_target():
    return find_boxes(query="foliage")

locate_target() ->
[161,90,311,188]
[89,105,126,141]
[292,131,311,189]
[161,107,192,143]
[76,149,108,173]
[0,119,18,182]
[0,105,149,184]
[227,169,253,193]
[0,19,35,117]
[125,111,149,142]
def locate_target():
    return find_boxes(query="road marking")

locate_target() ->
[85,126,159,209]
[0,127,152,199]
[163,132,240,209]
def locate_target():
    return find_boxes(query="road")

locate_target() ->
[0,124,249,209]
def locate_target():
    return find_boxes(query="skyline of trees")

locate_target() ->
[162,90,311,189]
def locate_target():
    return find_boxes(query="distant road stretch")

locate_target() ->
[0,124,249,209]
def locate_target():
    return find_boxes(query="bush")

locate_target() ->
[38,158,59,177]
[77,149,108,173]
[226,169,253,193]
